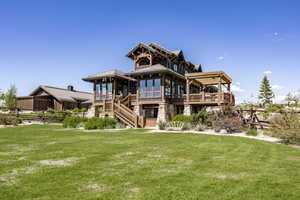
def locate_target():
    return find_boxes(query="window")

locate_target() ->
[165,78,171,96]
[95,82,113,100]
[140,79,161,98]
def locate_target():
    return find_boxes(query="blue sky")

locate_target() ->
[1,0,300,103]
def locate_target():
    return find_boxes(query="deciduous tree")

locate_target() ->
[4,85,17,109]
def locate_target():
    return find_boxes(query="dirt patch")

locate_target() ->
[114,152,137,158]
[85,183,108,192]
[205,172,249,180]
[0,169,19,186]
[39,157,81,166]
[128,187,140,198]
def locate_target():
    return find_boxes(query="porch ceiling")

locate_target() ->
[185,71,232,85]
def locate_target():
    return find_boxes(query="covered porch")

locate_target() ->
[185,71,235,106]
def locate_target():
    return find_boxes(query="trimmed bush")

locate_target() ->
[84,117,117,130]
[172,114,192,123]
[246,129,258,136]
[63,116,87,128]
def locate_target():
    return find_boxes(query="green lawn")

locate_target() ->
[0,125,299,200]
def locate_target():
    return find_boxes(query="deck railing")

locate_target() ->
[94,92,234,106]
[184,92,234,105]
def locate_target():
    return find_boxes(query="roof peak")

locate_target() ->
[40,85,92,94]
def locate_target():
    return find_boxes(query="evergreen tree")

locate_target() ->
[4,85,17,109]
[285,92,294,106]
[258,75,274,106]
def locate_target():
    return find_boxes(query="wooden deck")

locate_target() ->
[94,92,234,106]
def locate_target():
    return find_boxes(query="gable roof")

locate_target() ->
[30,86,93,103]
[82,69,137,82]
[126,43,161,59]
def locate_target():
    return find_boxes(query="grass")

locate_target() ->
[0,125,299,200]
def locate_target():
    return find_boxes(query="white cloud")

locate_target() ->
[273,95,286,104]
[217,56,224,60]
[263,70,272,75]
[274,32,279,36]
[231,84,245,92]
[271,84,284,90]
[236,82,241,85]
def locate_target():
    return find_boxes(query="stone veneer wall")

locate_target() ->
[134,105,142,116]
[157,103,175,123]
[86,105,96,118]
[184,105,192,116]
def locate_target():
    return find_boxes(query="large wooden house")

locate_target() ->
[83,43,235,127]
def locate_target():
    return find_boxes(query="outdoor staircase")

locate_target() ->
[113,95,144,128]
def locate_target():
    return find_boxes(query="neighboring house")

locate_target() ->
[17,85,93,111]
[83,42,235,127]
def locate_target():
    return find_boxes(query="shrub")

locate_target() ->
[209,109,246,133]
[47,108,55,114]
[0,115,10,125]
[72,108,80,113]
[12,117,22,126]
[194,123,207,131]
[246,129,258,136]
[84,117,117,130]
[167,121,184,131]
[63,116,87,128]
[266,111,300,145]
[158,120,168,130]
[191,110,209,126]
[116,122,126,129]
[0,115,22,126]
[80,108,88,113]
[172,114,192,123]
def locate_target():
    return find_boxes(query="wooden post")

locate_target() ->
[137,80,140,104]
[218,76,222,104]
[186,79,190,103]
[161,75,165,102]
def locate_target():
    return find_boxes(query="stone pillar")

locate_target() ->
[134,105,142,116]
[157,104,175,123]
[157,103,167,123]
[86,105,96,118]
[184,105,192,116]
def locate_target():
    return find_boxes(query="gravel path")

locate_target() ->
[149,129,282,143]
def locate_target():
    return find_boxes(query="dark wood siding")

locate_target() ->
[17,97,34,110]
[33,96,53,111]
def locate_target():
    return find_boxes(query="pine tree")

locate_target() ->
[285,92,294,106]
[258,75,274,106]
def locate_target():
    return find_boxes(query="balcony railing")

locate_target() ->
[94,92,234,105]
[184,92,234,105]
